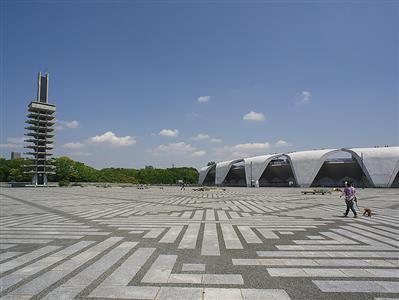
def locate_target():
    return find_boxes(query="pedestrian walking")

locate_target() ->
[340,181,357,218]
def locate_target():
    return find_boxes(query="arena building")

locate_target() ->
[198,146,399,188]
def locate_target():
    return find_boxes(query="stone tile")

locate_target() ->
[0,252,22,262]
[201,224,220,256]
[182,263,205,272]
[267,268,308,277]
[313,280,396,293]
[41,286,84,300]
[238,226,262,244]
[307,236,325,240]
[241,289,292,300]
[366,269,399,278]
[303,268,347,277]
[232,259,260,266]
[340,268,375,277]
[156,287,203,300]
[378,281,399,293]
[204,288,243,300]
[102,247,155,286]
[159,226,184,243]
[179,224,200,249]
[256,229,279,240]
[0,273,28,291]
[1,296,32,300]
[364,259,398,267]
[0,246,60,273]
[168,273,202,284]
[90,285,160,299]
[221,224,243,249]
[8,270,64,295]
[141,255,177,283]
[202,274,244,285]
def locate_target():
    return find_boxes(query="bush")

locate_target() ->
[59,180,70,187]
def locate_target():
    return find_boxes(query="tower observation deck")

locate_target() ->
[24,72,56,185]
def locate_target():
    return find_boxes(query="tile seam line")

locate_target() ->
[26,238,126,300]
[49,190,203,210]
[0,193,115,232]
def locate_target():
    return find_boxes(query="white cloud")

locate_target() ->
[65,120,79,128]
[7,137,25,144]
[198,96,210,103]
[0,137,25,149]
[63,142,85,150]
[148,142,197,156]
[213,142,270,159]
[274,140,293,147]
[191,134,223,143]
[57,120,79,130]
[297,90,311,104]
[191,133,210,141]
[0,143,21,149]
[243,111,265,122]
[69,151,90,156]
[210,138,223,143]
[191,150,206,157]
[90,131,136,146]
[231,142,270,152]
[211,139,292,160]
[212,146,230,157]
[159,129,179,137]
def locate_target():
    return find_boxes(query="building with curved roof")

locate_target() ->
[199,146,399,188]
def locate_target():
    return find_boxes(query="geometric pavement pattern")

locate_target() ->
[0,187,398,300]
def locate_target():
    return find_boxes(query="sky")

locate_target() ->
[1,1,398,170]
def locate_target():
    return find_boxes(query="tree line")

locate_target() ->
[0,157,199,184]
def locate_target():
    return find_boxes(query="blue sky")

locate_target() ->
[1,1,398,169]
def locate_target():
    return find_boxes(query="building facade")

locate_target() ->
[10,152,21,160]
[199,146,399,188]
[24,72,56,186]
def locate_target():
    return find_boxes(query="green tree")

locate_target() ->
[52,157,77,181]
[0,157,198,184]
[0,158,31,182]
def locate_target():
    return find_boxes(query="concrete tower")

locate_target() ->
[24,72,56,185]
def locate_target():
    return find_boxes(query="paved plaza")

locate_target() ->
[0,187,398,300]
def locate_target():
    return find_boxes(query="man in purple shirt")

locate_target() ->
[341,181,357,218]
